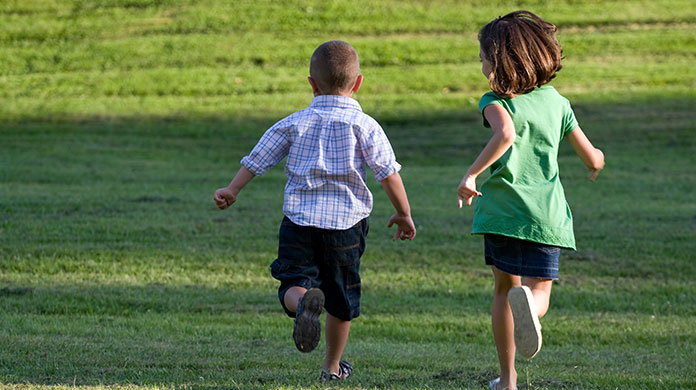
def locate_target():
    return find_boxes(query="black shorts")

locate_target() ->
[270,216,369,321]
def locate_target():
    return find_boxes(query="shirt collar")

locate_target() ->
[309,95,363,112]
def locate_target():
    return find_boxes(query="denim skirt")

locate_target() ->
[484,234,560,280]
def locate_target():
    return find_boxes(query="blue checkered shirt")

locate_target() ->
[241,95,401,230]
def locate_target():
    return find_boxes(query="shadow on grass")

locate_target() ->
[1,97,695,388]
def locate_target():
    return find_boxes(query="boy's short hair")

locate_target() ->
[310,40,360,94]
[479,10,563,98]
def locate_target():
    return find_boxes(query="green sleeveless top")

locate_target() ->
[473,86,578,249]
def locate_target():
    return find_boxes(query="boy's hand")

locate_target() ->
[387,214,416,241]
[457,174,482,207]
[214,187,238,210]
[214,166,256,210]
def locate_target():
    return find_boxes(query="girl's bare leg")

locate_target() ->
[521,277,553,318]
[492,266,520,390]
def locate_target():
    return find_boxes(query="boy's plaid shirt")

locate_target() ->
[241,95,401,230]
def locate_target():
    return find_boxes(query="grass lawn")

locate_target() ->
[1,1,695,389]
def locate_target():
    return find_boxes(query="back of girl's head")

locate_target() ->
[479,10,562,98]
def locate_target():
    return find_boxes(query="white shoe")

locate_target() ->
[508,286,542,358]
[489,377,518,390]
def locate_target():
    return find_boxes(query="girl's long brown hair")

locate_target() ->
[479,11,563,98]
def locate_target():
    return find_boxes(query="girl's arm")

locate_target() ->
[457,104,516,206]
[566,126,605,182]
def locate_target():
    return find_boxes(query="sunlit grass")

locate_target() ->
[1,1,695,389]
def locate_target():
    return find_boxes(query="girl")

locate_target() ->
[457,11,605,390]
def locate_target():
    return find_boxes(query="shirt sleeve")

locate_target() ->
[561,98,579,137]
[240,120,291,176]
[478,92,505,128]
[359,122,401,182]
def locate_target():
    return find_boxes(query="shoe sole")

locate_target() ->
[508,286,542,359]
[294,288,324,353]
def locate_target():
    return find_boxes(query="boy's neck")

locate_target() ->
[314,92,353,98]
[308,75,362,98]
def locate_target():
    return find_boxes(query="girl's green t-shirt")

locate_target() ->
[474,85,578,249]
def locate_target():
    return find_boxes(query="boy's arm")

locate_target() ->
[457,104,516,207]
[214,120,290,210]
[214,166,256,210]
[566,126,605,182]
[380,172,416,241]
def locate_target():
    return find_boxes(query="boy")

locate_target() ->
[213,40,416,381]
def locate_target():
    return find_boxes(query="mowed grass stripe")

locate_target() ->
[1,26,693,75]
[2,57,693,99]
[1,279,694,316]
[0,312,693,388]
[1,0,694,42]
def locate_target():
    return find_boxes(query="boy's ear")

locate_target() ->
[351,74,363,93]
[308,76,322,96]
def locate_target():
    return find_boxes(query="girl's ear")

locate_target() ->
[351,74,364,93]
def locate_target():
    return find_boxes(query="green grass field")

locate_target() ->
[1,1,695,389]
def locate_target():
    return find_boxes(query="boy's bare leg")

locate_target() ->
[322,313,351,374]
[284,286,307,313]
[521,277,552,318]
[492,266,520,390]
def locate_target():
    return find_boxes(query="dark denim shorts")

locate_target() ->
[270,216,369,321]
[484,234,560,280]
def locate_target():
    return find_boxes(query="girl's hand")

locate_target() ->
[587,148,605,182]
[457,174,482,207]
[567,127,604,182]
